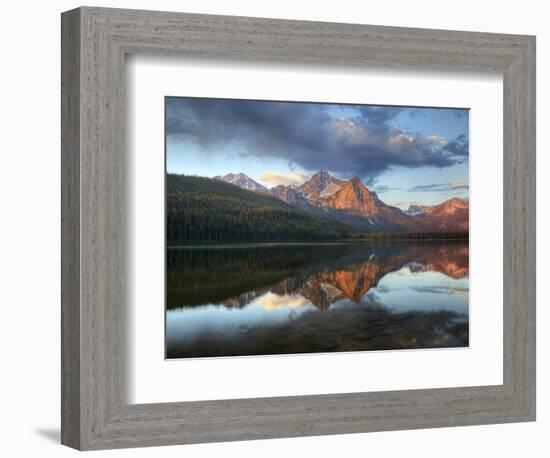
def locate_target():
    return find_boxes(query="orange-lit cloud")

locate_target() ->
[258,293,307,311]
[259,172,307,188]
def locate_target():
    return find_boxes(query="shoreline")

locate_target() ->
[167,238,469,249]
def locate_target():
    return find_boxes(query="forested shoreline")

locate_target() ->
[166,174,469,245]
[166,174,359,244]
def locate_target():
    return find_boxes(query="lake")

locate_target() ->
[166,241,469,359]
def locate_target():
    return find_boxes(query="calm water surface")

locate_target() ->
[166,242,469,358]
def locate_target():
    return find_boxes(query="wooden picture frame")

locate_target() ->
[61,6,536,450]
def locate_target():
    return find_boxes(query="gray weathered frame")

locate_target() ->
[61,6,536,451]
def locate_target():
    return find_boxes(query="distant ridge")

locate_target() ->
[408,197,469,232]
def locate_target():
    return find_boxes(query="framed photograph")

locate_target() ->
[164,97,471,360]
[61,6,536,450]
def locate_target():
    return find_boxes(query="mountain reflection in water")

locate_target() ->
[166,242,469,358]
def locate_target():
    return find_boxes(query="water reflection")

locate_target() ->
[166,242,469,358]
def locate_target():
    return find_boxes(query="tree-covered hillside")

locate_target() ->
[166,174,360,244]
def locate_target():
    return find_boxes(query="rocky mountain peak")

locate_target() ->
[214,172,267,192]
[313,170,330,179]
[320,177,384,215]
[447,197,468,207]
[406,204,429,216]
[267,184,310,209]
[299,170,345,201]
[433,197,469,215]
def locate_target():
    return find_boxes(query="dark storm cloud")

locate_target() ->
[166,98,330,153]
[166,98,468,181]
[356,106,400,124]
[408,108,428,119]
[443,134,469,156]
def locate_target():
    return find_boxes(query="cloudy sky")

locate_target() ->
[166,97,469,209]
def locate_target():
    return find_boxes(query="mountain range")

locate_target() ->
[215,170,469,234]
